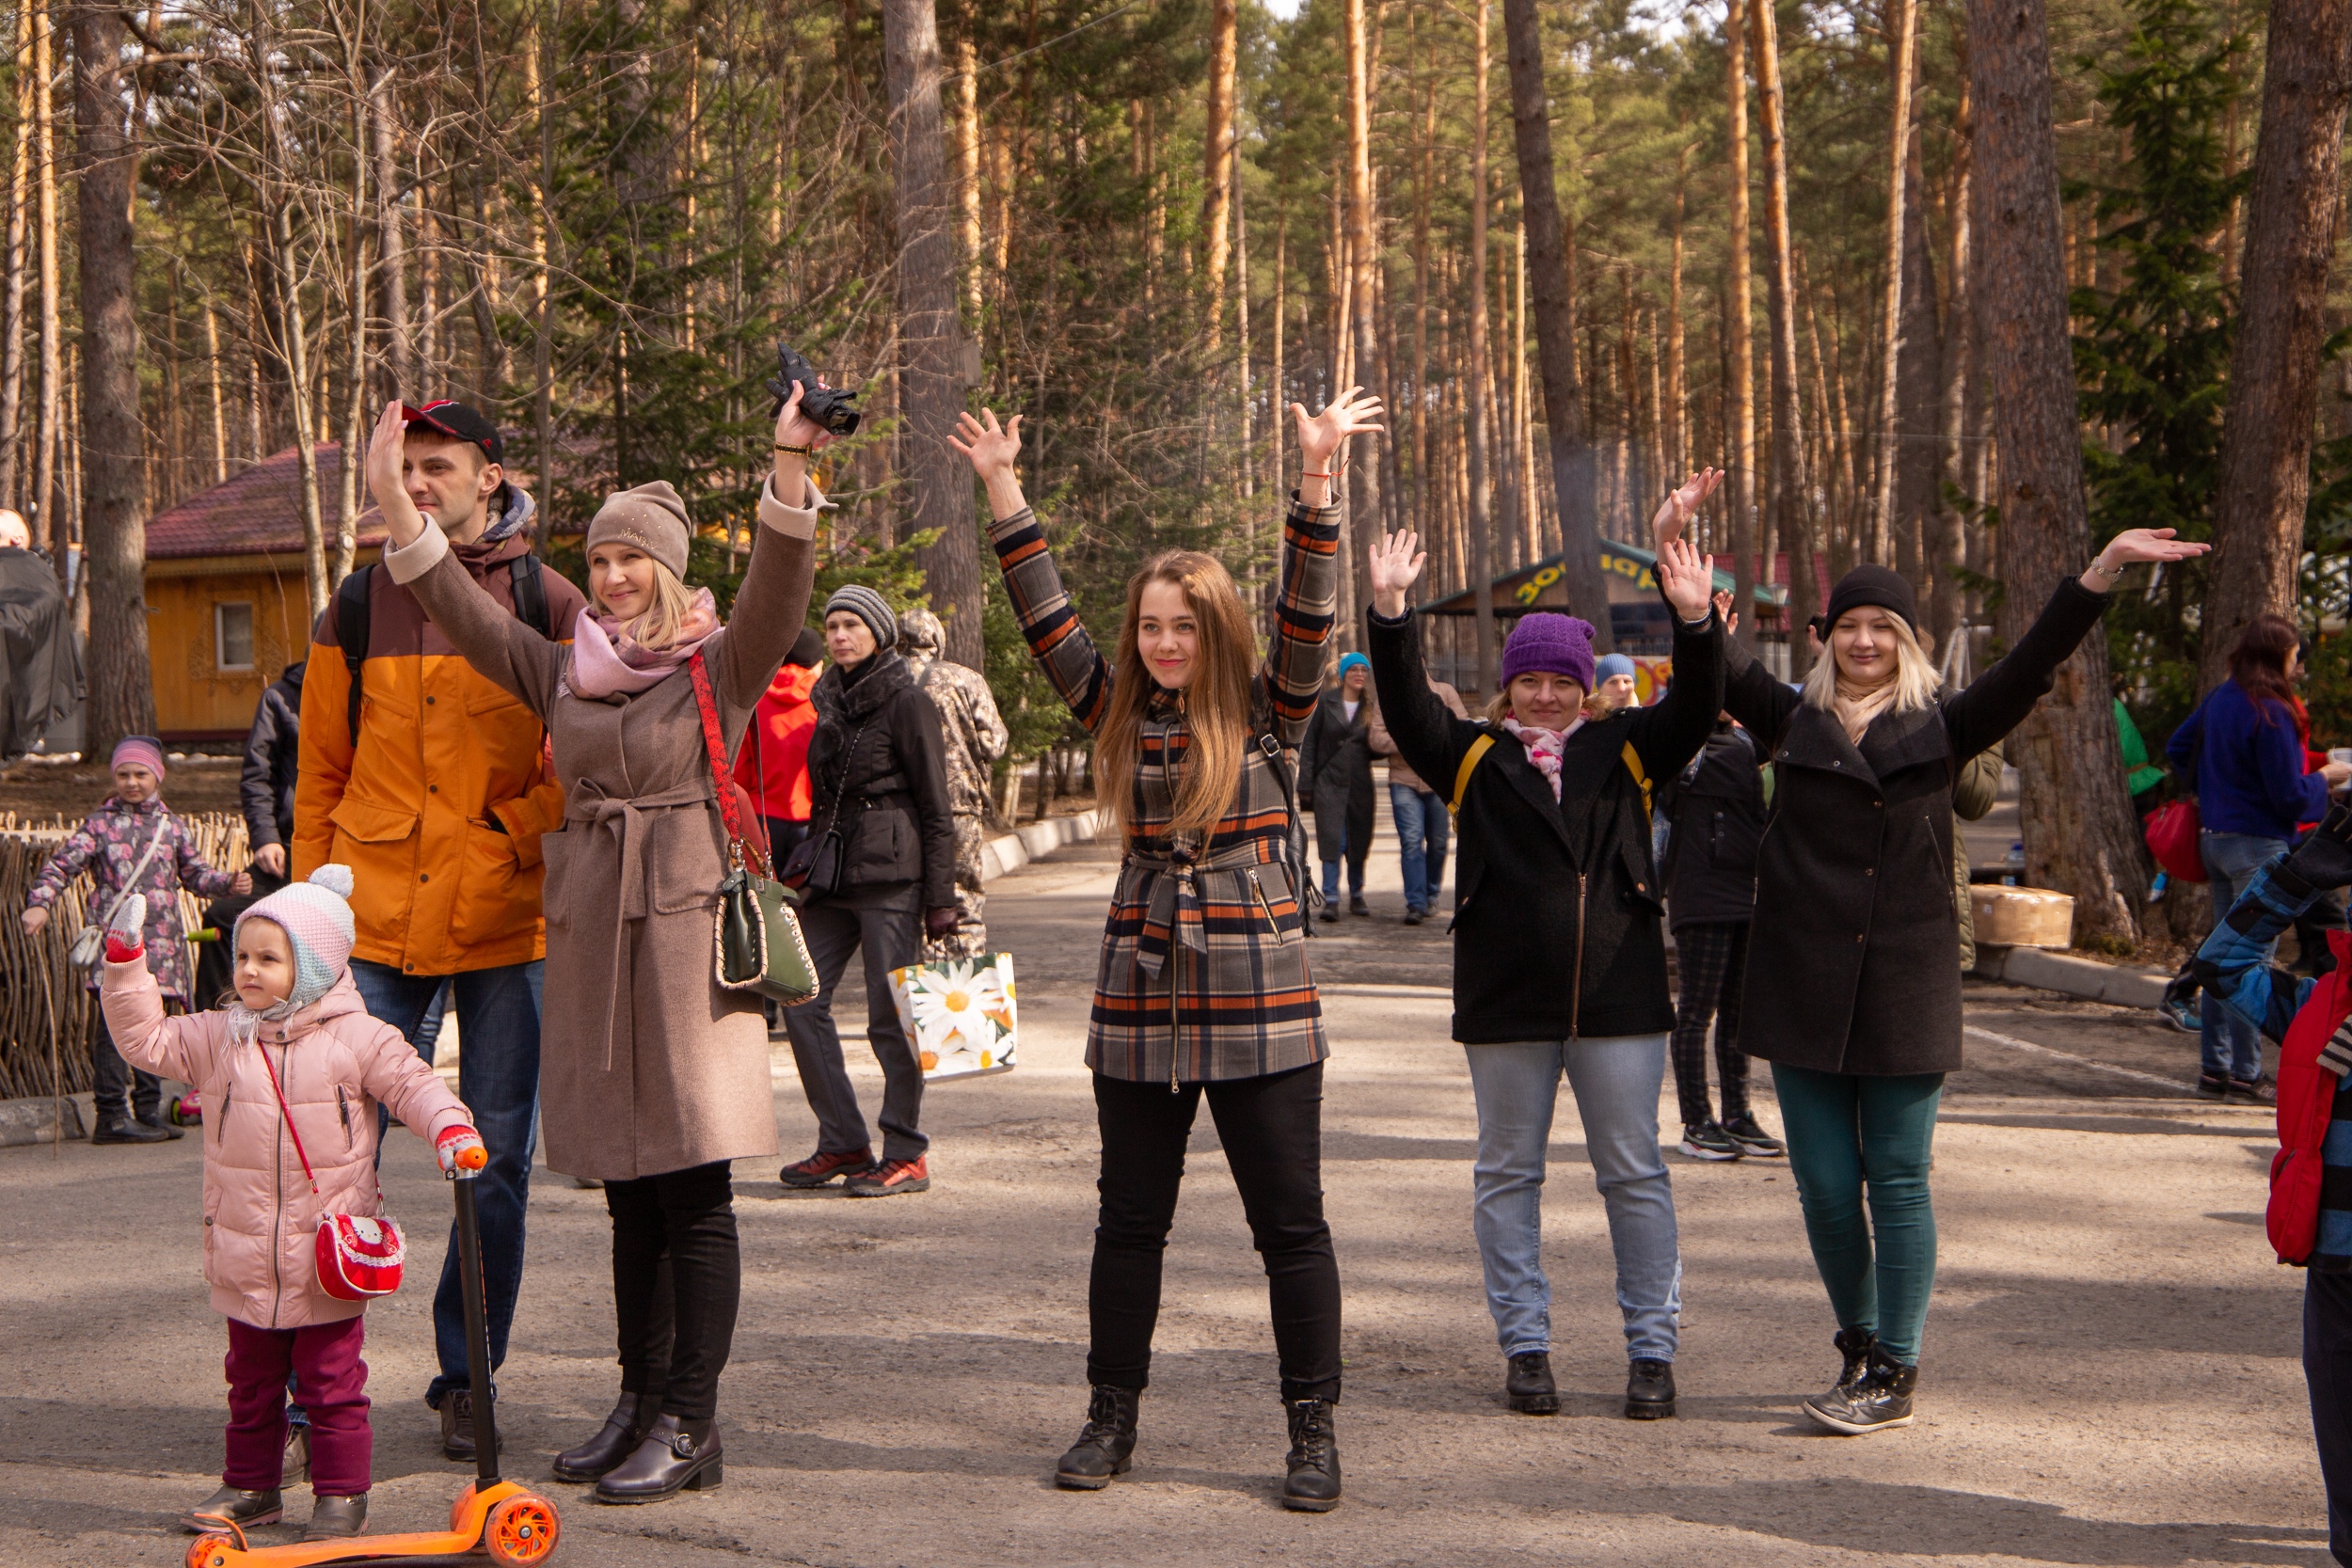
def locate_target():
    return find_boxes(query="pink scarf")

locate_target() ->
[563,589,721,701]
[1502,716,1585,801]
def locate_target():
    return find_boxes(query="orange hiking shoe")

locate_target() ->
[845,1155,930,1196]
[779,1148,875,1189]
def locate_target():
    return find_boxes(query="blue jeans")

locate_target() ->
[1389,784,1449,912]
[2202,831,2288,1082]
[352,958,544,1407]
[1462,1036,1681,1363]
[1320,822,1363,904]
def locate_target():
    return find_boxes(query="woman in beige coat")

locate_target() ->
[363,387,828,1504]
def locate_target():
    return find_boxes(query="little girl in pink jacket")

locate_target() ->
[100,864,479,1544]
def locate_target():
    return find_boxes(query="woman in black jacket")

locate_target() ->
[1298,653,1376,919]
[1664,495,2207,1434]
[778,584,958,1198]
[1365,512,1723,1423]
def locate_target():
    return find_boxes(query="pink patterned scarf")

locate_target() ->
[1502,716,1585,801]
[563,590,721,701]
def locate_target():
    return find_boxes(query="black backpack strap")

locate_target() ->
[335,564,373,746]
[508,551,550,639]
[1255,717,1324,927]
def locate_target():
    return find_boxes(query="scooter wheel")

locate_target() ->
[484,1493,561,1564]
[185,1534,234,1568]
[167,1095,201,1128]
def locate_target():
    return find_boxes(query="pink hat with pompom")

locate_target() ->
[234,864,358,1008]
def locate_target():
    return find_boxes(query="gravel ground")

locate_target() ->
[0,822,2324,1567]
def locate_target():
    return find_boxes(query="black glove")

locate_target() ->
[924,906,961,941]
[2281,801,2352,895]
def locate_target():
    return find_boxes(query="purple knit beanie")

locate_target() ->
[1499,613,1597,692]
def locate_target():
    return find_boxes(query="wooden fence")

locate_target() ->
[0,812,247,1101]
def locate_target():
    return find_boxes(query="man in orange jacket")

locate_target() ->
[294,401,586,1462]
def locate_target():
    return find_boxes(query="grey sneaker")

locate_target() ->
[1721,1112,1785,1158]
[1678,1120,1741,1161]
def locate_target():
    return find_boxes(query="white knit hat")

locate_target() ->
[235,865,358,1009]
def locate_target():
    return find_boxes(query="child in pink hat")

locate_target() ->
[98,866,482,1543]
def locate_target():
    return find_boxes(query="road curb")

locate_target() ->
[979,809,1103,884]
[0,1091,90,1147]
[1973,943,2169,1008]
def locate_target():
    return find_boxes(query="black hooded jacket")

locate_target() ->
[240,659,306,849]
[805,649,957,908]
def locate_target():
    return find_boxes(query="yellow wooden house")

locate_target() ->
[145,445,385,740]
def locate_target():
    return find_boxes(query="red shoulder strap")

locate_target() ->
[690,653,751,863]
[256,1040,321,1196]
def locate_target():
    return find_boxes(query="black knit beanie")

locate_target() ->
[1818,563,1917,638]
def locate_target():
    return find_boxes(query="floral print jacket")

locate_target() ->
[27,795,237,1001]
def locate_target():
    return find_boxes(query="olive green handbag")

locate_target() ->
[691,653,818,1006]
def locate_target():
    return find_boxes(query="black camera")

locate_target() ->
[766,342,860,436]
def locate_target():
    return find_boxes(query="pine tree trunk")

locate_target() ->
[1971,0,2145,941]
[884,0,983,668]
[204,298,228,483]
[1868,0,1919,565]
[1896,150,1942,610]
[0,0,29,515]
[1751,0,1815,670]
[1468,0,1499,695]
[32,1,56,560]
[1723,0,1757,644]
[71,3,154,752]
[2201,0,2352,689]
[1500,0,1613,648]
[1933,75,1976,654]
[1200,0,1237,354]
[373,73,409,395]
[1342,0,1383,644]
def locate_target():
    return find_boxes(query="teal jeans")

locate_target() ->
[1771,1063,1945,1367]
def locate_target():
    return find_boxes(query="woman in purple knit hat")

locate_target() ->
[1362,481,1725,1422]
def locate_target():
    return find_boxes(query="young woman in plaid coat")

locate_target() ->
[952,389,1382,1513]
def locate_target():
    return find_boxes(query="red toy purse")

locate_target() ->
[257,1041,405,1301]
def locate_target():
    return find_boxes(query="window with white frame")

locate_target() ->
[215,601,255,672]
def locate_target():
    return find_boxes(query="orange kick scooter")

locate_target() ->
[186,1144,561,1567]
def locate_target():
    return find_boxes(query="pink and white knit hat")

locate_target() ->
[235,864,358,1008]
[111,736,167,779]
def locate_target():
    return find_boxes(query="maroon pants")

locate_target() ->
[223,1316,371,1497]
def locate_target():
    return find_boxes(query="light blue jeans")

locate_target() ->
[2201,831,2287,1083]
[1389,784,1449,913]
[1463,1036,1682,1363]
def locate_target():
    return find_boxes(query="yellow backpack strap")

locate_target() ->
[1451,733,1497,818]
[1622,740,1654,820]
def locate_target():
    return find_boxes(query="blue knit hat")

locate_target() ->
[1500,613,1597,691]
[1338,652,1370,679]
[1595,654,1636,685]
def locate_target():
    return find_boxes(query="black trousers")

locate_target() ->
[605,1162,739,1423]
[1670,921,1752,1127]
[1089,1063,1343,1403]
[782,880,929,1164]
[91,1006,164,1123]
[2310,1269,2352,1565]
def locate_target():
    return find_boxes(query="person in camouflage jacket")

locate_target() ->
[899,607,1009,958]
[21,736,248,1139]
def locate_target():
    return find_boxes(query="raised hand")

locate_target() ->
[1654,533,1717,623]
[1711,588,1740,639]
[1649,467,1724,548]
[2083,528,2211,593]
[772,377,837,455]
[1369,529,1428,619]
[365,401,427,548]
[1293,386,1387,473]
[948,407,1024,481]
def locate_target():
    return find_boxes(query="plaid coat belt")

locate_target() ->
[1126,836,1281,980]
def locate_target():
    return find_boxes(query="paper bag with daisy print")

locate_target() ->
[887,953,1018,1082]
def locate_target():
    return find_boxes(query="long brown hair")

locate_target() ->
[2229,612,2299,718]
[1097,550,1259,842]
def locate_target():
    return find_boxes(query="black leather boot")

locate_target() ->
[1054,1386,1139,1489]
[555,1391,663,1483]
[1803,1344,1918,1434]
[437,1391,475,1462]
[1625,1357,1677,1419]
[1280,1399,1342,1513]
[1504,1351,1559,1415]
[182,1485,281,1534]
[92,1116,167,1145]
[1829,1327,1878,1398]
[593,1414,723,1502]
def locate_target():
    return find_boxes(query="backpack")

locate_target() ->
[2270,931,2352,1265]
[335,553,551,743]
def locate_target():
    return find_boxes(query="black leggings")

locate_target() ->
[604,1162,739,1422]
[1670,921,1752,1127]
[1089,1063,1343,1403]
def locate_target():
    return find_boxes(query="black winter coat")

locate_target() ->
[1661,721,1765,928]
[1724,578,2110,1075]
[1369,604,1724,1043]
[1297,685,1376,864]
[240,660,305,849]
[806,651,957,909]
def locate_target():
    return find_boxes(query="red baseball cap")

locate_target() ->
[400,400,503,467]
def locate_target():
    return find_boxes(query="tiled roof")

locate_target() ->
[145,445,386,561]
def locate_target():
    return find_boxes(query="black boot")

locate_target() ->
[437,1390,475,1462]
[1280,1399,1342,1513]
[1504,1351,1559,1416]
[92,1115,167,1145]
[1803,1344,1918,1434]
[1828,1327,1878,1399]
[1625,1357,1677,1419]
[1054,1386,1139,1490]
[593,1414,723,1502]
[554,1391,663,1483]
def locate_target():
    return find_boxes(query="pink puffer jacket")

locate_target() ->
[101,957,471,1330]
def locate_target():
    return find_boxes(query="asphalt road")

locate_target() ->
[0,809,2319,1567]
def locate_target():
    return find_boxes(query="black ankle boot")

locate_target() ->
[1830,1327,1878,1397]
[1054,1386,1139,1490]
[1504,1351,1559,1415]
[1280,1399,1342,1512]
[1625,1357,1677,1419]
[555,1391,662,1482]
[592,1414,723,1502]
[1803,1344,1918,1434]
